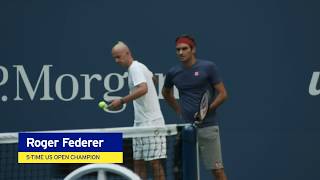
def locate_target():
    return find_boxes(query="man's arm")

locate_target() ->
[209,82,228,112]
[111,82,148,108]
[162,87,181,115]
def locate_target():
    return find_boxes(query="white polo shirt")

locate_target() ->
[128,61,165,125]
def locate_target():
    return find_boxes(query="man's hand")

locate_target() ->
[162,87,181,115]
[110,99,123,110]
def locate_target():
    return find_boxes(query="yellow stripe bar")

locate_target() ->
[18,152,123,163]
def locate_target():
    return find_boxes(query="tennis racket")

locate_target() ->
[194,90,210,125]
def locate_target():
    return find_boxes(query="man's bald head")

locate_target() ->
[112,41,130,54]
[111,41,133,68]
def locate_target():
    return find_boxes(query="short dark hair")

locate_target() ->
[175,34,196,48]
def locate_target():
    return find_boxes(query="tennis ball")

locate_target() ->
[98,101,106,109]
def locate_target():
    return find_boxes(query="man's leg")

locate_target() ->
[150,159,166,180]
[212,168,227,180]
[134,160,147,180]
[198,126,227,180]
[147,134,166,180]
[133,137,147,180]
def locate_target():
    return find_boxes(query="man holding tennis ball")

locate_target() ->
[104,41,166,180]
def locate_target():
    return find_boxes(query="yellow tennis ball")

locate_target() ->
[98,101,106,109]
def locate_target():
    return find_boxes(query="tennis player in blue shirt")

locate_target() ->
[162,34,228,180]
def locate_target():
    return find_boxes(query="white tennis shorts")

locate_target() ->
[133,118,167,161]
[133,135,167,161]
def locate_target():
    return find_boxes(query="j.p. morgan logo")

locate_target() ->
[0,65,178,103]
[309,72,320,96]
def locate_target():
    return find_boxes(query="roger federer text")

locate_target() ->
[26,138,104,150]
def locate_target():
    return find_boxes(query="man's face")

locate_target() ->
[176,43,195,62]
[112,49,129,67]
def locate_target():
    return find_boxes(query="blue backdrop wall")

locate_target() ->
[1,0,320,179]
